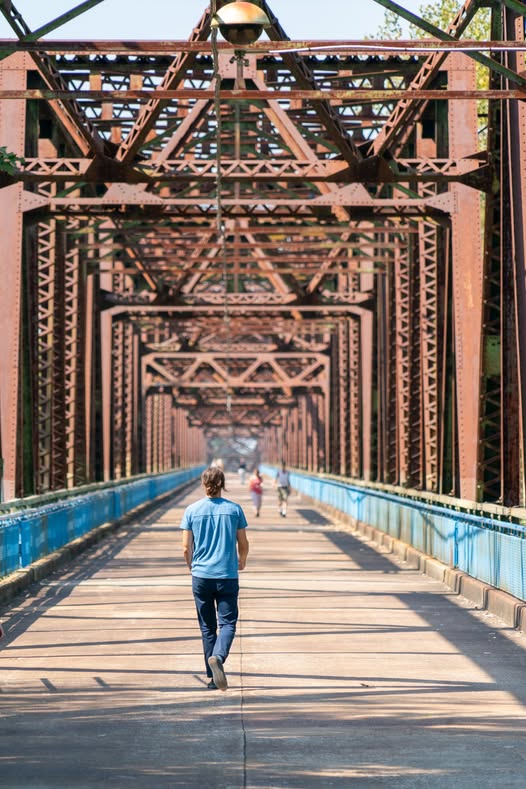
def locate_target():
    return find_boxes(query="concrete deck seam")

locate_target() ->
[239,597,248,789]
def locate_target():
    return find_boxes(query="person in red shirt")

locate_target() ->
[248,468,263,517]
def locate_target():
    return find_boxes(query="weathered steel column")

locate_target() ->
[448,52,483,500]
[353,243,376,484]
[0,54,27,500]
[360,305,374,482]
[503,7,526,505]
[386,248,399,483]
[288,406,296,468]
[174,406,183,467]
[336,321,350,476]
[161,393,172,471]
[419,198,448,492]
[311,394,319,472]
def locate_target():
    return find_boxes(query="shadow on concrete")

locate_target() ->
[323,529,403,573]
[0,490,191,647]
[295,508,332,525]
[2,488,526,787]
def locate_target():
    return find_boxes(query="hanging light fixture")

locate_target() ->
[209,1,270,417]
[211,1,271,48]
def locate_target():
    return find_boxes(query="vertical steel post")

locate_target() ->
[337,320,350,476]
[311,394,319,472]
[386,246,399,483]
[503,8,526,505]
[360,305,374,483]
[0,54,27,500]
[356,245,376,484]
[448,52,483,501]
[419,190,446,492]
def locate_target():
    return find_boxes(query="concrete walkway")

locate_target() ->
[1,475,526,788]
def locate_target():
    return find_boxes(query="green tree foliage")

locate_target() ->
[412,0,490,43]
[410,1,490,89]
[374,9,404,39]
[0,146,24,175]
[373,0,490,41]
[374,1,491,139]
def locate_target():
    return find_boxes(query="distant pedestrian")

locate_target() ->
[238,458,247,484]
[248,468,263,517]
[275,462,291,517]
[181,466,249,691]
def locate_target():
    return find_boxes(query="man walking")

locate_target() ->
[181,466,249,691]
[275,462,291,517]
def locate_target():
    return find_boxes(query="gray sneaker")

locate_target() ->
[208,655,228,691]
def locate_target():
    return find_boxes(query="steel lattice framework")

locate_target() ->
[1,0,526,507]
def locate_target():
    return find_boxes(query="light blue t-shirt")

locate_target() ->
[180,496,248,579]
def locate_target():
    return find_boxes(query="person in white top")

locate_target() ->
[275,463,290,517]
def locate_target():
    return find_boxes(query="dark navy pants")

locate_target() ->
[191,576,239,677]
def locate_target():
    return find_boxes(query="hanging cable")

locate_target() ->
[211,0,232,414]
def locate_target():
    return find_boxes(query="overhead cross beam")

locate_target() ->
[115,8,211,164]
[0,1,107,155]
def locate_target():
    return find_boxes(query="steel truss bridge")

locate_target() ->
[0,0,525,509]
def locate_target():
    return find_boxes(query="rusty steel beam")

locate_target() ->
[0,1,105,54]
[95,266,384,278]
[369,0,526,157]
[337,321,350,475]
[71,223,422,238]
[5,39,526,54]
[0,53,25,501]
[0,6,106,155]
[115,9,211,164]
[478,7,526,506]
[448,53,483,501]
[1,87,524,101]
[106,303,371,317]
[372,0,526,86]
[30,193,456,211]
[505,10,526,505]
[142,351,329,391]
[418,191,447,493]
[262,1,362,171]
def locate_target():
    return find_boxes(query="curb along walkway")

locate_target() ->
[1,475,526,788]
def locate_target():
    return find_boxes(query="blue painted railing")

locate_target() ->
[0,466,205,579]
[260,466,526,602]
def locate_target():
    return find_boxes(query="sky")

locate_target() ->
[0,0,423,40]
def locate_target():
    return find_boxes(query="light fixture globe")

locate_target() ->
[211,1,271,46]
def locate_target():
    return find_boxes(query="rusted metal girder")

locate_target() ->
[106,304,370,317]
[0,53,25,501]
[2,87,525,101]
[5,39,526,54]
[115,8,211,164]
[0,4,106,155]
[142,352,329,392]
[478,7,526,505]
[24,193,455,211]
[369,0,526,157]
[262,1,363,173]
[504,9,526,505]
[445,53,483,501]
[418,189,448,493]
